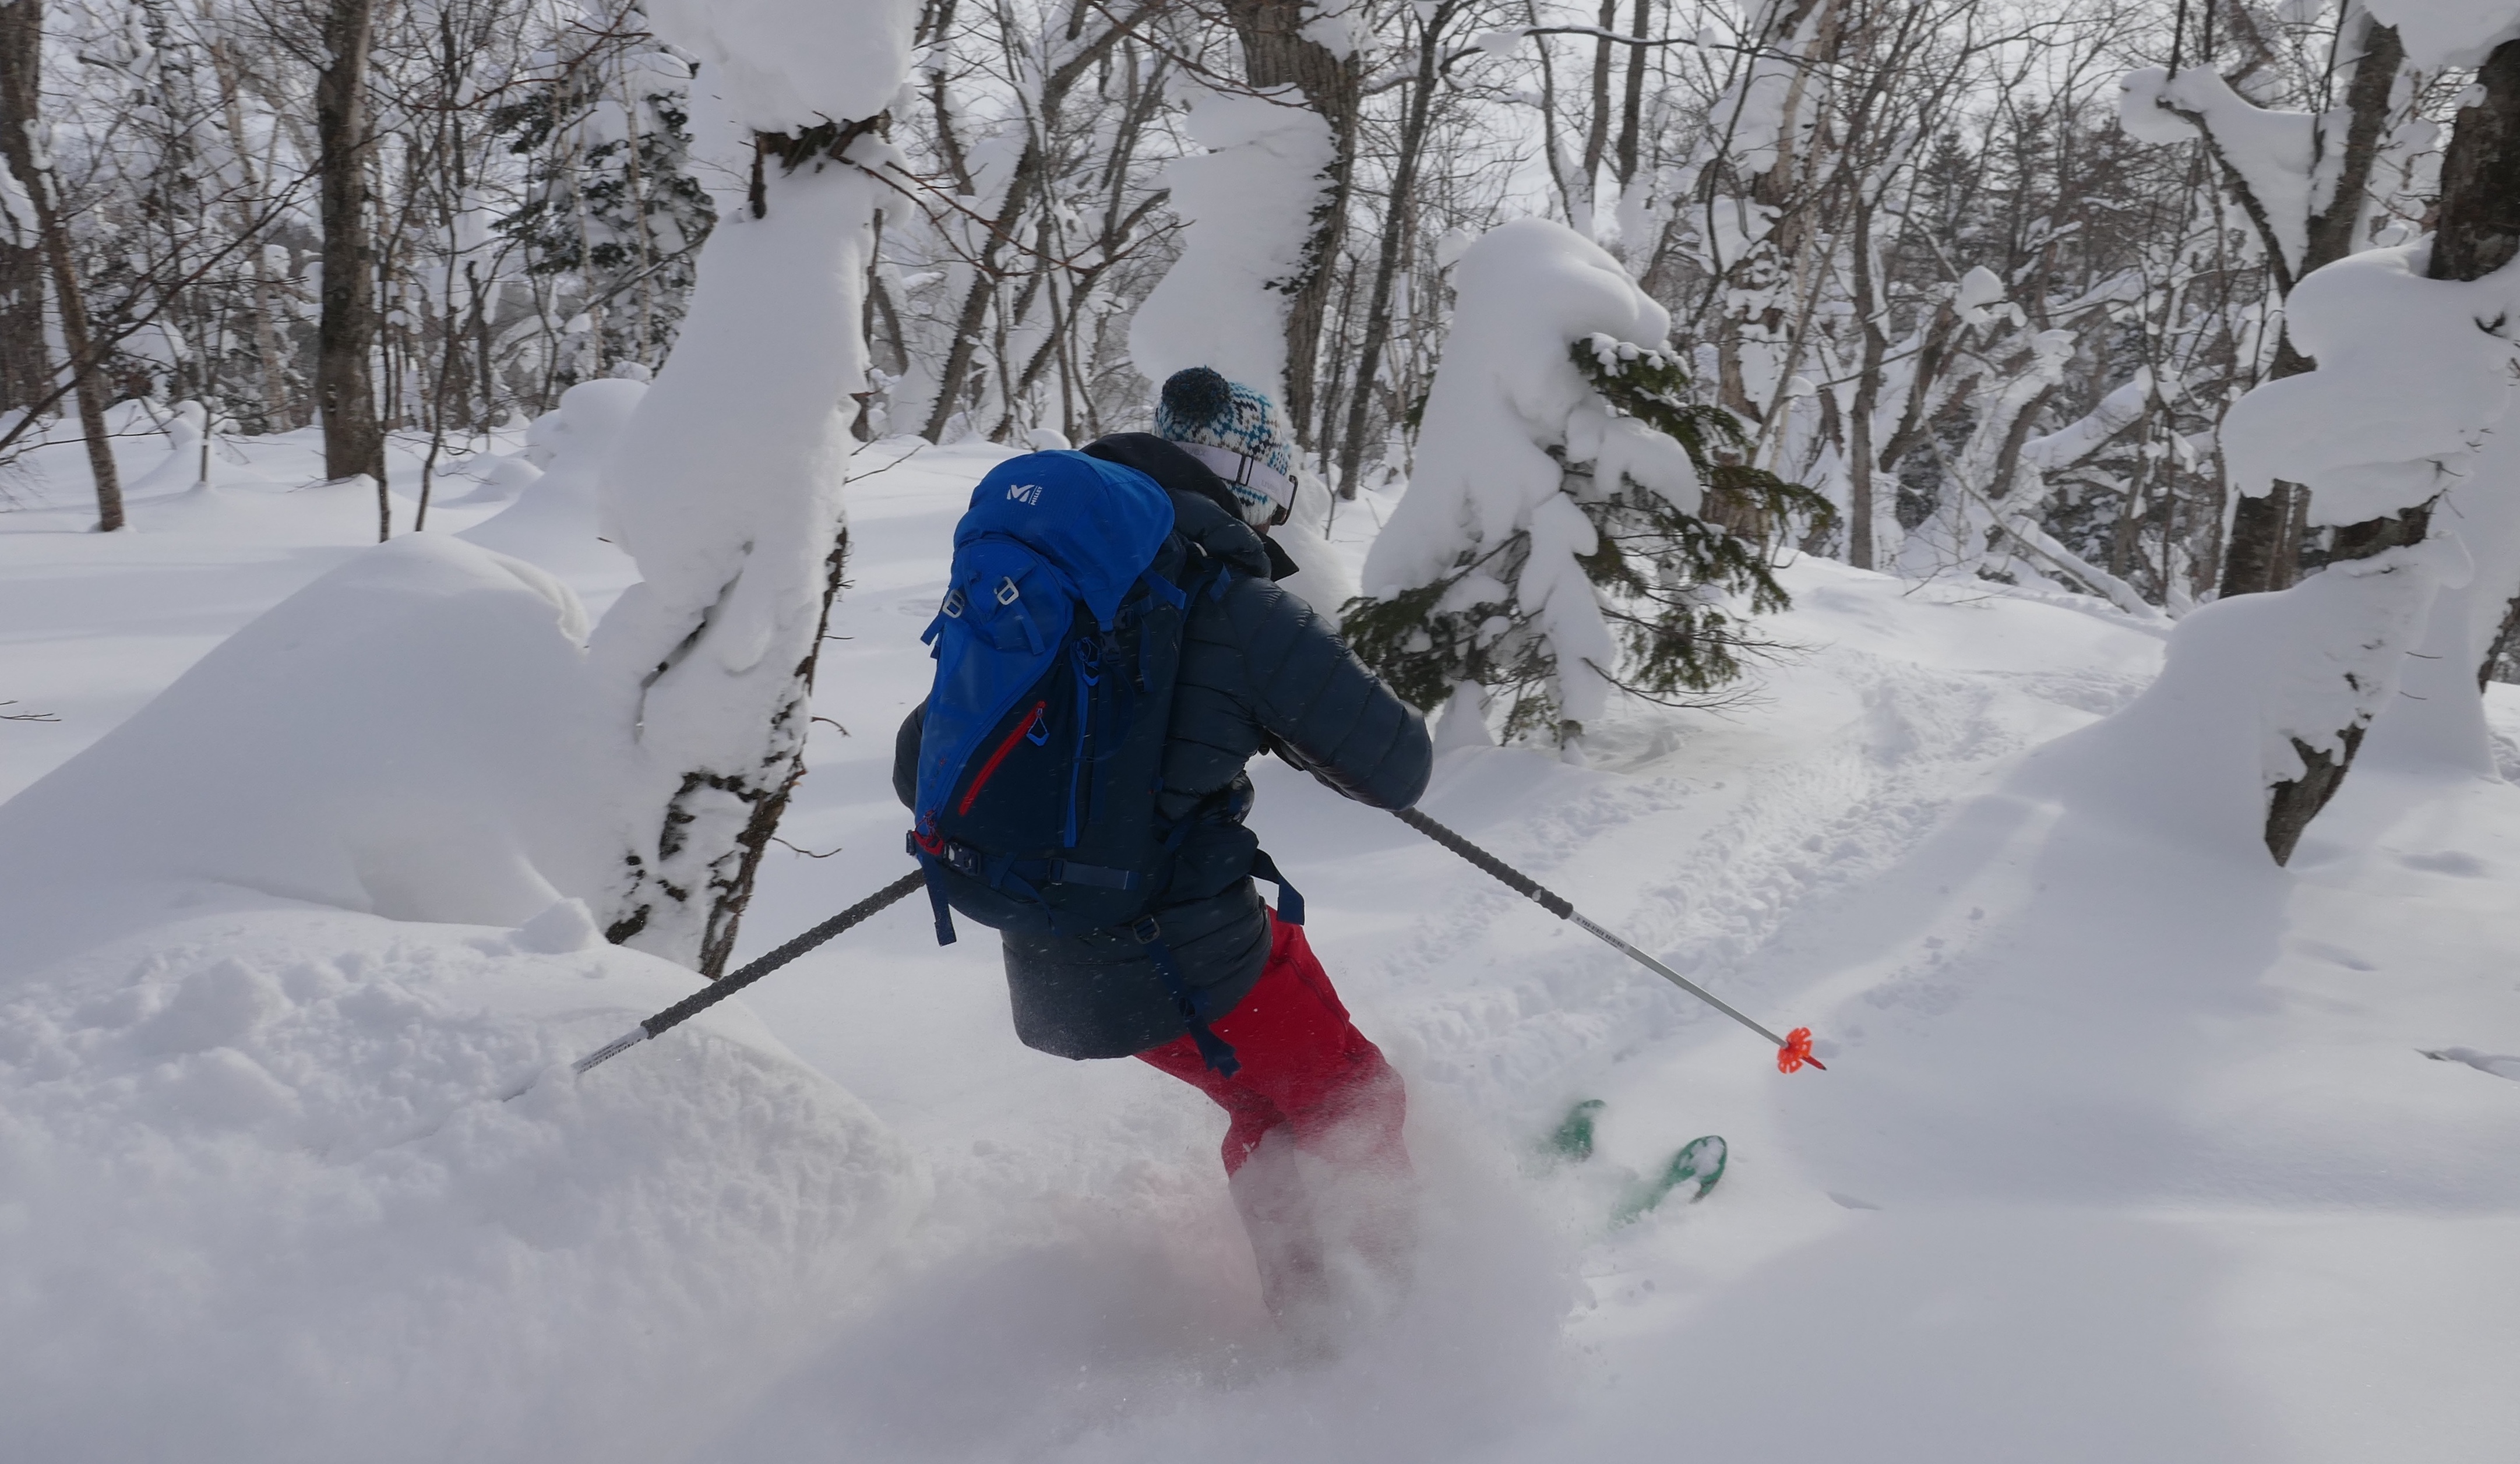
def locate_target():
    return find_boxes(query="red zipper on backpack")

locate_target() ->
[958,701,1047,816]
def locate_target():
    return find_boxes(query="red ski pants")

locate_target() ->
[1136,913,1409,1179]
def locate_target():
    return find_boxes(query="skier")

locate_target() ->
[893,366,1432,1340]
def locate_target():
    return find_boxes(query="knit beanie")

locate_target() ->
[1155,366,1298,526]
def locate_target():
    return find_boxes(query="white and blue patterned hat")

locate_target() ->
[1157,367,1298,526]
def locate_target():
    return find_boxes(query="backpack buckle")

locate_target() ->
[940,586,965,619]
[995,576,1021,606]
[1129,915,1162,945]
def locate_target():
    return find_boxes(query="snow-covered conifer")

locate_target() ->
[1349,220,1828,749]
[492,1,716,385]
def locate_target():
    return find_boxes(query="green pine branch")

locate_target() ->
[1342,335,1834,741]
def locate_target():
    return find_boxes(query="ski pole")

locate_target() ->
[1393,807,1824,1073]
[565,869,927,1078]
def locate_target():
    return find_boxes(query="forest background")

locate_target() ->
[6,0,2489,627]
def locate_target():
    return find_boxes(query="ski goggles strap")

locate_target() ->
[1176,442,1296,527]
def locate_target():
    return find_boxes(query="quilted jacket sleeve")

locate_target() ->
[1217,575,1432,810]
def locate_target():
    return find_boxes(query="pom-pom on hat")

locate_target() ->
[1155,366,1298,526]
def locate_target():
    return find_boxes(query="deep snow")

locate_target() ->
[3,417,2517,1461]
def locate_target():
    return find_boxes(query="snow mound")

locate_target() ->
[2019,537,2465,860]
[0,529,925,1461]
[0,534,615,965]
[461,378,643,584]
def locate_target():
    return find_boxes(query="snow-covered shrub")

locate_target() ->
[1348,220,1828,745]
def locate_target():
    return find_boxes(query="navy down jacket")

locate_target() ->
[893,433,1432,1059]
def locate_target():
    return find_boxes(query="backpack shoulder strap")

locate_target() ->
[1248,849,1304,926]
[1132,915,1240,1077]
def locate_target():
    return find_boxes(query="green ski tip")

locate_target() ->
[1546,1099,1608,1162]
[1611,1135,1727,1226]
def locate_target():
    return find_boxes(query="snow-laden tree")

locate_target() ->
[492,0,714,388]
[588,0,919,975]
[1348,218,1827,752]
[2118,1,2428,597]
[891,0,1178,445]
[2103,3,2520,864]
[1128,88,1332,394]
[0,0,126,528]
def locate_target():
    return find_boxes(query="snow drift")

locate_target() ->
[0,534,614,953]
[460,377,643,585]
[0,534,924,1462]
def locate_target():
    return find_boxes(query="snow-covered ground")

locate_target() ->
[3,420,2515,1461]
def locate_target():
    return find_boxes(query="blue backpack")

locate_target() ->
[907,450,1260,1073]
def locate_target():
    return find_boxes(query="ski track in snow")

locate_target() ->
[1374,653,2140,1124]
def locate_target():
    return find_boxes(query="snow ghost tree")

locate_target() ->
[1349,219,1829,750]
[1129,89,1335,396]
[588,0,918,975]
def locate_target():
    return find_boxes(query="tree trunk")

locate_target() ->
[0,23,42,423]
[1580,0,1617,221]
[1334,2,1446,497]
[2218,16,2403,598]
[2218,485,2300,596]
[600,123,883,978]
[2262,33,2513,864]
[2444,38,2520,685]
[681,524,851,979]
[0,240,41,415]
[1223,0,1359,446]
[1845,197,1883,571]
[315,0,387,528]
[2429,39,2520,284]
[1613,0,1650,191]
[1747,0,1839,225]
[0,0,121,531]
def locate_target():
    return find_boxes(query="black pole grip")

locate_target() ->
[639,869,926,1040]
[1394,807,1575,919]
